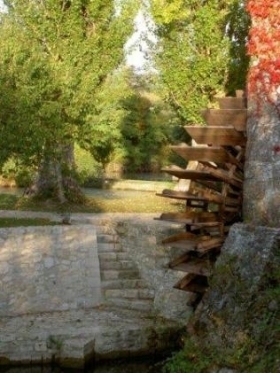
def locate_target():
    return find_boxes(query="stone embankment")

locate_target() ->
[0,211,192,368]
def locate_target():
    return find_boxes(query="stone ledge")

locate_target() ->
[0,307,184,369]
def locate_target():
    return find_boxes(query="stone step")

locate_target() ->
[104,288,155,300]
[105,298,153,312]
[101,279,148,290]
[99,260,137,271]
[100,270,140,281]
[97,243,123,253]
[98,252,128,261]
[97,234,119,244]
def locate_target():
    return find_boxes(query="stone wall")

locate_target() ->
[0,225,101,316]
[0,216,192,319]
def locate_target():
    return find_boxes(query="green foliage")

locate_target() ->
[0,217,55,227]
[225,0,251,94]
[80,67,178,174]
[1,158,35,187]
[120,71,178,172]
[163,339,212,373]
[79,68,132,171]
[0,0,138,198]
[74,144,102,185]
[150,0,250,124]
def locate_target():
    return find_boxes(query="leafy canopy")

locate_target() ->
[150,0,250,123]
[0,0,137,169]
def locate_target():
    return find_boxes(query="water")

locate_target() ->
[0,356,167,373]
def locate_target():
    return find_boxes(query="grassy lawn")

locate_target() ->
[0,217,57,227]
[0,191,185,214]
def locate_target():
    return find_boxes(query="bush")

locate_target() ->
[1,158,35,187]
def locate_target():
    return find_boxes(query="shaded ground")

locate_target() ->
[0,187,184,214]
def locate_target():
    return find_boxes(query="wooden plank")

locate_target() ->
[196,237,224,253]
[171,258,213,276]
[185,126,247,146]
[160,189,241,206]
[200,109,247,129]
[168,252,192,268]
[174,274,208,293]
[162,165,243,188]
[162,232,201,250]
[157,189,224,204]
[162,232,219,251]
[173,273,197,290]
[201,165,243,188]
[183,281,209,294]
[162,231,199,245]
[170,145,243,168]
[172,260,213,276]
[189,221,223,228]
[233,121,247,132]
[195,180,221,193]
[223,205,242,213]
[162,166,224,182]
[157,211,219,224]
[215,96,246,110]
[163,240,198,250]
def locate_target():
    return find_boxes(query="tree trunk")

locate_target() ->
[243,102,280,226]
[28,143,85,204]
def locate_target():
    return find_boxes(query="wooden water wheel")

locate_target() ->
[156,93,247,307]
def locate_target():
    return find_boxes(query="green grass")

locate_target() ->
[0,217,56,228]
[0,192,185,214]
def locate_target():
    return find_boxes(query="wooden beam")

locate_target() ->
[157,211,219,224]
[162,165,243,188]
[174,274,208,293]
[170,258,213,276]
[170,145,243,169]
[185,126,247,146]
[196,237,224,253]
[200,108,247,131]
[157,189,224,204]
[173,273,197,290]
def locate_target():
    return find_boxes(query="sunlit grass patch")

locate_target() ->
[0,192,185,214]
[0,217,56,228]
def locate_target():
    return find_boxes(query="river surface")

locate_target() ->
[0,356,167,373]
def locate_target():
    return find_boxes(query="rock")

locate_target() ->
[189,223,280,370]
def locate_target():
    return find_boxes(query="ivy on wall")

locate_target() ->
[246,0,280,112]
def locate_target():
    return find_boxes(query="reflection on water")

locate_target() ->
[0,357,166,373]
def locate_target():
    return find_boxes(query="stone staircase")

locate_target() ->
[96,226,155,312]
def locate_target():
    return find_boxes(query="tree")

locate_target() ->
[80,66,178,175]
[79,67,132,177]
[150,0,249,124]
[0,0,137,202]
[243,0,280,226]
[120,74,176,173]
